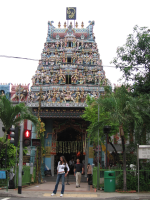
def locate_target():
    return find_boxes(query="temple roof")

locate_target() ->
[47,21,95,41]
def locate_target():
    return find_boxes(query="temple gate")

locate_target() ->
[27,16,109,176]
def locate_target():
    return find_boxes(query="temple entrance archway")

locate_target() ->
[54,127,84,174]
[57,127,82,141]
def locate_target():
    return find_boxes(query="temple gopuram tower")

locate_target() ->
[28,9,108,176]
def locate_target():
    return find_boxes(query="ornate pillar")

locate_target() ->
[51,155,54,176]
[50,132,57,176]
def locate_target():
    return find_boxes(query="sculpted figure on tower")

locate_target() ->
[28,20,109,106]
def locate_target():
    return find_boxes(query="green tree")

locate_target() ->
[97,86,150,191]
[83,85,150,191]
[112,25,150,95]
[0,95,40,167]
[82,89,119,164]
[0,95,39,141]
[111,24,150,163]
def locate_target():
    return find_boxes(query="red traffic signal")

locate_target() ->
[23,130,31,147]
[24,130,31,138]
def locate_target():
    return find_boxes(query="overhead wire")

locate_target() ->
[0,54,146,68]
[0,55,39,61]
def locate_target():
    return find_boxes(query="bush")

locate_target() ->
[0,138,16,168]
[116,170,150,191]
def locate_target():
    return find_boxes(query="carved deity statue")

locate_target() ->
[59,73,65,84]
[63,90,75,102]
[73,38,76,48]
[64,38,67,47]
[75,88,81,103]
[45,75,50,84]
[11,86,27,101]
[60,39,63,49]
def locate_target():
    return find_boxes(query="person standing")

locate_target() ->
[69,158,74,174]
[87,163,92,183]
[74,158,84,188]
[51,156,69,197]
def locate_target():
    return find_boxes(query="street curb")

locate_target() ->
[0,192,25,198]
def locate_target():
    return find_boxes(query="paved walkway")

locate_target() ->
[1,182,150,199]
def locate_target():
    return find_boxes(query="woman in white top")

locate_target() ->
[51,156,69,197]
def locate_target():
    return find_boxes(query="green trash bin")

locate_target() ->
[104,171,116,192]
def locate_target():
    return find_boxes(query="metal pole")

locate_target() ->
[18,122,23,194]
[97,82,100,190]
[15,147,17,188]
[106,133,107,169]
[137,144,139,193]
[5,134,8,168]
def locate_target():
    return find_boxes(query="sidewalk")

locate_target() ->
[1,182,150,199]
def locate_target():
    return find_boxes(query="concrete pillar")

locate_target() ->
[51,155,54,176]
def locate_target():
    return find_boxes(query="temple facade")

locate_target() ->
[27,20,109,176]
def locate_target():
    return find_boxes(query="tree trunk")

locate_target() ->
[108,136,120,163]
[121,135,127,191]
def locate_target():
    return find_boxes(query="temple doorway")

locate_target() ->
[54,127,84,174]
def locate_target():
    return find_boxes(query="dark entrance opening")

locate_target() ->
[55,128,84,174]
[66,75,71,84]
[67,57,71,63]
[68,42,72,47]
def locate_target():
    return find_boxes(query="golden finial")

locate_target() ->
[58,22,61,28]
[70,22,72,27]
[64,22,67,28]
[81,22,84,28]
[75,22,78,28]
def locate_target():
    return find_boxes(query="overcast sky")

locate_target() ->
[0,0,149,88]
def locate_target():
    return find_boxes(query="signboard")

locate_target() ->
[138,145,150,159]
[23,155,30,163]
[66,7,76,20]
[89,147,94,158]
[32,139,41,146]
[137,145,150,193]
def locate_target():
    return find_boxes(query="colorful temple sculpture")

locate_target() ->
[11,84,29,102]
[28,20,109,176]
[0,83,10,99]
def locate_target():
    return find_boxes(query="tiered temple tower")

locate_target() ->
[28,20,108,176]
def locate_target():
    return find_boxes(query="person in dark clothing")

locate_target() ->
[74,159,84,188]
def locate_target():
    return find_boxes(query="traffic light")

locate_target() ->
[2,127,19,147]
[23,130,31,146]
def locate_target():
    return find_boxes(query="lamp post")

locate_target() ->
[97,74,100,191]
[103,126,111,169]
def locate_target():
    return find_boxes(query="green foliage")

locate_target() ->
[111,25,150,95]
[83,84,150,190]
[116,170,150,191]
[82,93,119,145]
[0,137,28,168]
[0,95,39,133]
[0,137,16,167]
